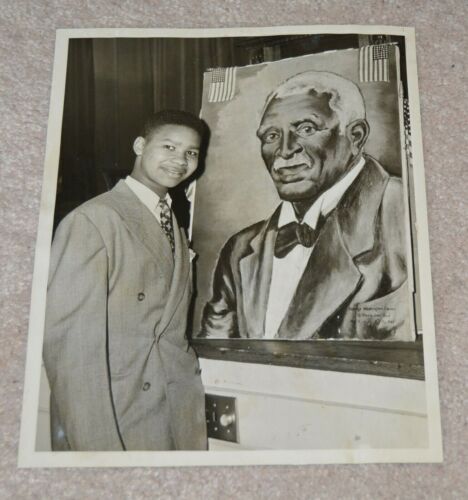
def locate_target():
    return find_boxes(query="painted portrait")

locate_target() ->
[192,45,415,341]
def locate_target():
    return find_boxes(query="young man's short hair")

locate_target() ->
[141,110,207,141]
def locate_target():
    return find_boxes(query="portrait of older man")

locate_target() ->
[201,70,411,341]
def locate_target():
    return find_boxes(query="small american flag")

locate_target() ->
[359,44,390,83]
[208,67,237,103]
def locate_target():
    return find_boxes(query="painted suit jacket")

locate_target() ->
[43,180,207,451]
[201,155,412,341]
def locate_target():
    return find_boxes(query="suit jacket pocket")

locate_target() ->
[109,336,156,378]
[158,337,201,382]
[355,280,414,340]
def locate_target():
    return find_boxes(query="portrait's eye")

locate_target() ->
[262,130,280,144]
[186,150,199,158]
[163,144,176,151]
[295,122,318,138]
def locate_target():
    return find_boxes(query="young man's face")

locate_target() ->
[257,92,353,203]
[133,124,201,196]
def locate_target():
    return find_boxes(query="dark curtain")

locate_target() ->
[55,39,97,225]
[54,37,237,229]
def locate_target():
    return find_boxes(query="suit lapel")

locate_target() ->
[109,181,174,271]
[278,156,389,339]
[156,217,190,338]
[239,207,280,338]
[108,181,190,336]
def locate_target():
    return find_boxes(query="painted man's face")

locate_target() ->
[257,92,354,202]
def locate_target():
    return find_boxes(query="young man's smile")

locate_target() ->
[132,124,201,197]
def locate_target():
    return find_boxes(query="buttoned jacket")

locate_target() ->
[44,180,207,451]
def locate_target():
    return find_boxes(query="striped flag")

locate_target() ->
[208,67,237,103]
[359,44,390,83]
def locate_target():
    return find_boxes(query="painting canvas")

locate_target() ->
[192,45,416,342]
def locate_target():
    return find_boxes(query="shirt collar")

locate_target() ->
[125,175,172,213]
[277,156,365,229]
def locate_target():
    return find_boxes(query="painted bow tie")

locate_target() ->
[274,221,320,258]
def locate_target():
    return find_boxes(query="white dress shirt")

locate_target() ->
[263,156,366,338]
[124,175,172,224]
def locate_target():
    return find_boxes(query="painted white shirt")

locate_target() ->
[263,156,366,338]
[125,175,172,225]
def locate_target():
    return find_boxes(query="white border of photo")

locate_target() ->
[18,25,442,468]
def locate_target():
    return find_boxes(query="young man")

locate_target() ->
[44,110,207,451]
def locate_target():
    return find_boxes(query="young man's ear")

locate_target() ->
[346,119,370,156]
[133,136,146,156]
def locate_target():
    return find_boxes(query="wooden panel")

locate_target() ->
[200,358,428,450]
[193,338,425,380]
[206,391,428,450]
[200,359,427,414]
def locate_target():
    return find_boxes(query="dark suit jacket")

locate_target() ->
[201,155,412,340]
[43,180,207,451]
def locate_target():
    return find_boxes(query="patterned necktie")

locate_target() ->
[157,199,175,253]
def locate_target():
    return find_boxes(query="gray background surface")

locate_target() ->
[1,1,466,498]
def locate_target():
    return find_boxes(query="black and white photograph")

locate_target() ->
[18,26,442,467]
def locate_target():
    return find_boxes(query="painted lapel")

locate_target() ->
[277,214,363,339]
[277,156,389,339]
[337,155,389,257]
[239,207,281,338]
